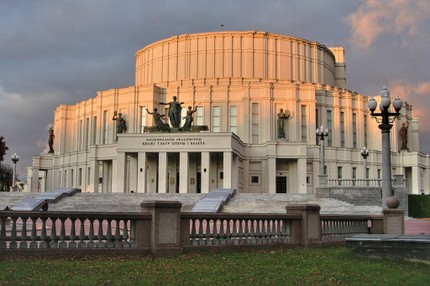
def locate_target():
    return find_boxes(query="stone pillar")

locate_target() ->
[115,152,126,193]
[89,159,99,193]
[140,201,183,256]
[223,151,233,189]
[158,152,168,193]
[31,156,41,192]
[297,157,307,193]
[286,204,322,246]
[138,152,147,193]
[383,209,405,234]
[201,152,210,193]
[268,156,276,193]
[179,152,188,193]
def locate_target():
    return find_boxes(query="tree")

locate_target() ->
[0,135,8,162]
[0,163,13,191]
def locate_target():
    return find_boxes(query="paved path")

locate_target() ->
[405,218,430,235]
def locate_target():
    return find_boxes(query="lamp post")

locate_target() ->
[368,86,402,208]
[11,153,19,192]
[316,125,329,186]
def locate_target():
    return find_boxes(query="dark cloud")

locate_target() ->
[1,0,429,171]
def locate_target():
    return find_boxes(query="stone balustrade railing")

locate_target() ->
[0,201,404,257]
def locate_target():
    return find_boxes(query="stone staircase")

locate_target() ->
[1,192,382,214]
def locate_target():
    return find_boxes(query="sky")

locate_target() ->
[1,0,430,173]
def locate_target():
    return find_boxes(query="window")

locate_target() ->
[252,103,259,143]
[337,166,342,180]
[212,106,220,132]
[140,106,147,133]
[352,167,357,186]
[340,111,345,147]
[196,106,203,125]
[301,105,307,142]
[250,175,260,184]
[353,113,357,149]
[92,116,97,145]
[78,168,82,186]
[327,110,332,147]
[229,106,237,134]
[364,114,368,147]
[85,118,89,149]
[103,110,109,144]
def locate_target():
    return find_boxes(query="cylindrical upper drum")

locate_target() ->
[135,31,336,86]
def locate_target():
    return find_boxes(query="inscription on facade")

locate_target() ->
[142,137,206,146]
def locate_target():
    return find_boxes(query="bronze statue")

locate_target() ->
[113,111,126,141]
[182,106,198,131]
[48,127,55,153]
[160,96,184,128]
[277,108,290,138]
[146,108,170,131]
[400,122,409,150]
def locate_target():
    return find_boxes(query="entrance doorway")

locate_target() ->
[276,176,287,193]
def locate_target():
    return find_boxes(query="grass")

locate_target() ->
[0,247,429,286]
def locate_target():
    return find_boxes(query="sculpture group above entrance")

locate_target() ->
[145,97,207,133]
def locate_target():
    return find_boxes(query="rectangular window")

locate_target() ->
[337,166,342,186]
[352,167,357,186]
[327,110,332,147]
[352,113,357,149]
[64,170,67,187]
[196,106,203,125]
[140,106,147,133]
[78,119,83,150]
[85,118,89,150]
[87,167,91,185]
[340,111,345,147]
[103,110,109,144]
[301,105,307,142]
[212,106,220,132]
[229,106,237,134]
[364,114,368,148]
[78,168,82,186]
[252,103,259,143]
[92,116,97,145]
[366,168,369,180]
[70,169,74,187]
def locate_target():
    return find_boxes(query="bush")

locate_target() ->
[408,194,430,218]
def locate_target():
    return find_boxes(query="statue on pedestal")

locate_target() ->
[182,106,198,131]
[400,122,409,151]
[146,108,170,131]
[277,108,290,138]
[113,111,126,141]
[160,96,184,128]
[48,127,55,153]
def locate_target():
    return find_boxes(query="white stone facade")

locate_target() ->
[29,31,429,195]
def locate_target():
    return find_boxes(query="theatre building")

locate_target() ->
[29,31,429,195]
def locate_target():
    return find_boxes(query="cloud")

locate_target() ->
[345,0,430,49]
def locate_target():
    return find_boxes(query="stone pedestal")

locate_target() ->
[286,204,321,246]
[383,208,405,234]
[141,200,182,256]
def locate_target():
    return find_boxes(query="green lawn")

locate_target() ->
[0,247,429,285]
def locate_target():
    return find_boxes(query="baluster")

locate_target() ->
[49,217,58,248]
[106,219,114,248]
[0,217,6,249]
[58,217,67,248]
[237,219,244,244]
[40,217,48,249]
[219,219,225,245]
[29,217,38,248]
[197,219,204,245]
[114,219,121,248]
[78,218,87,248]
[190,218,197,246]
[129,220,135,247]
[97,219,105,248]
[122,220,130,248]
[20,216,28,249]
[88,219,95,248]
[9,217,18,249]
[232,219,238,245]
[201,219,208,245]
[249,219,256,244]
[69,218,77,248]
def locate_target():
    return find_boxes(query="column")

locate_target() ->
[31,157,40,192]
[297,157,307,193]
[89,159,99,193]
[268,156,276,193]
[158,152,168,193]
[115,152,126,193]
[223,151,233,189]
[201,152,210,193]
[179,152,189,193]
[138,152,147,193]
